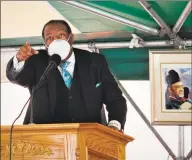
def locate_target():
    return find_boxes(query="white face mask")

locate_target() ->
[47,35,71,60]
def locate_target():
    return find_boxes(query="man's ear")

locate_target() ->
[44,42,48,52]
[69,33,74,45]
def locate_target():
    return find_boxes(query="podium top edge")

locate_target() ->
[1,123,134,142]
[1,123,80,131]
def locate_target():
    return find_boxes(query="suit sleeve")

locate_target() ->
[6,55,36,88]
[100,55,127,130]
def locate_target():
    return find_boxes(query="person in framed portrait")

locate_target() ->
[165,69,192,110]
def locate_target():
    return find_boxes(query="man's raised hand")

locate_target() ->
[16,42,39,62]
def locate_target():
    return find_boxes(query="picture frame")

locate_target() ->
[149,50,192,125]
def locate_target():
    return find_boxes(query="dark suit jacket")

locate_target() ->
[6,48,127,129]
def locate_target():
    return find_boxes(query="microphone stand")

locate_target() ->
[29,97,34,124]
[9,55,61,160]
[29,77,48,124]
[9,97,31,160]
[9,77,48,160]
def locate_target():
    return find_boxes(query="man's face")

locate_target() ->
[43,23,73,47]
[171,81,184,98]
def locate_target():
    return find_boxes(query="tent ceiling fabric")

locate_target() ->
[100,48,150,80]
[2,1,191,45]
[48,1,192,38]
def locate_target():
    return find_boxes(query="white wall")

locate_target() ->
[1,81,191,160]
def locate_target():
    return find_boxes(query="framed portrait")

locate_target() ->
[149,50,192,125]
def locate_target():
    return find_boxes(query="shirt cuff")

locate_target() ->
[108,120,121,130]
[13,55,25,72]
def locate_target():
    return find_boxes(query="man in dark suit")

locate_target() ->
[6,20,127,130]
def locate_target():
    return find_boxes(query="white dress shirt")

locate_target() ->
[13,52,121,130]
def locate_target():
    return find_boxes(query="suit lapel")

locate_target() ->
[74,49,95,117]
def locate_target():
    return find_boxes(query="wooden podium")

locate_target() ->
[1,123,134,160]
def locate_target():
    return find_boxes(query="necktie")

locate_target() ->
[61,61,72,88]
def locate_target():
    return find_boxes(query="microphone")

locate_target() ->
[33,54,61,92]
[9,54,61,160]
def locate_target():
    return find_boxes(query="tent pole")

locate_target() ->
[177,126,185,160]
[173,0,192,34]
[138,1,185,48]
[138,0,168,30]
[75,40,192,48]
[112,75,177,160]
[1,40,192,52]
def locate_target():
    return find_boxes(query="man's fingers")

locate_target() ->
[31,48,39,55]
[20,51,29,58]
[25,41,31,51]
[25,42,39,55]
[25,51,33,57]
[17,51,28,61]
[16,42,39,62]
